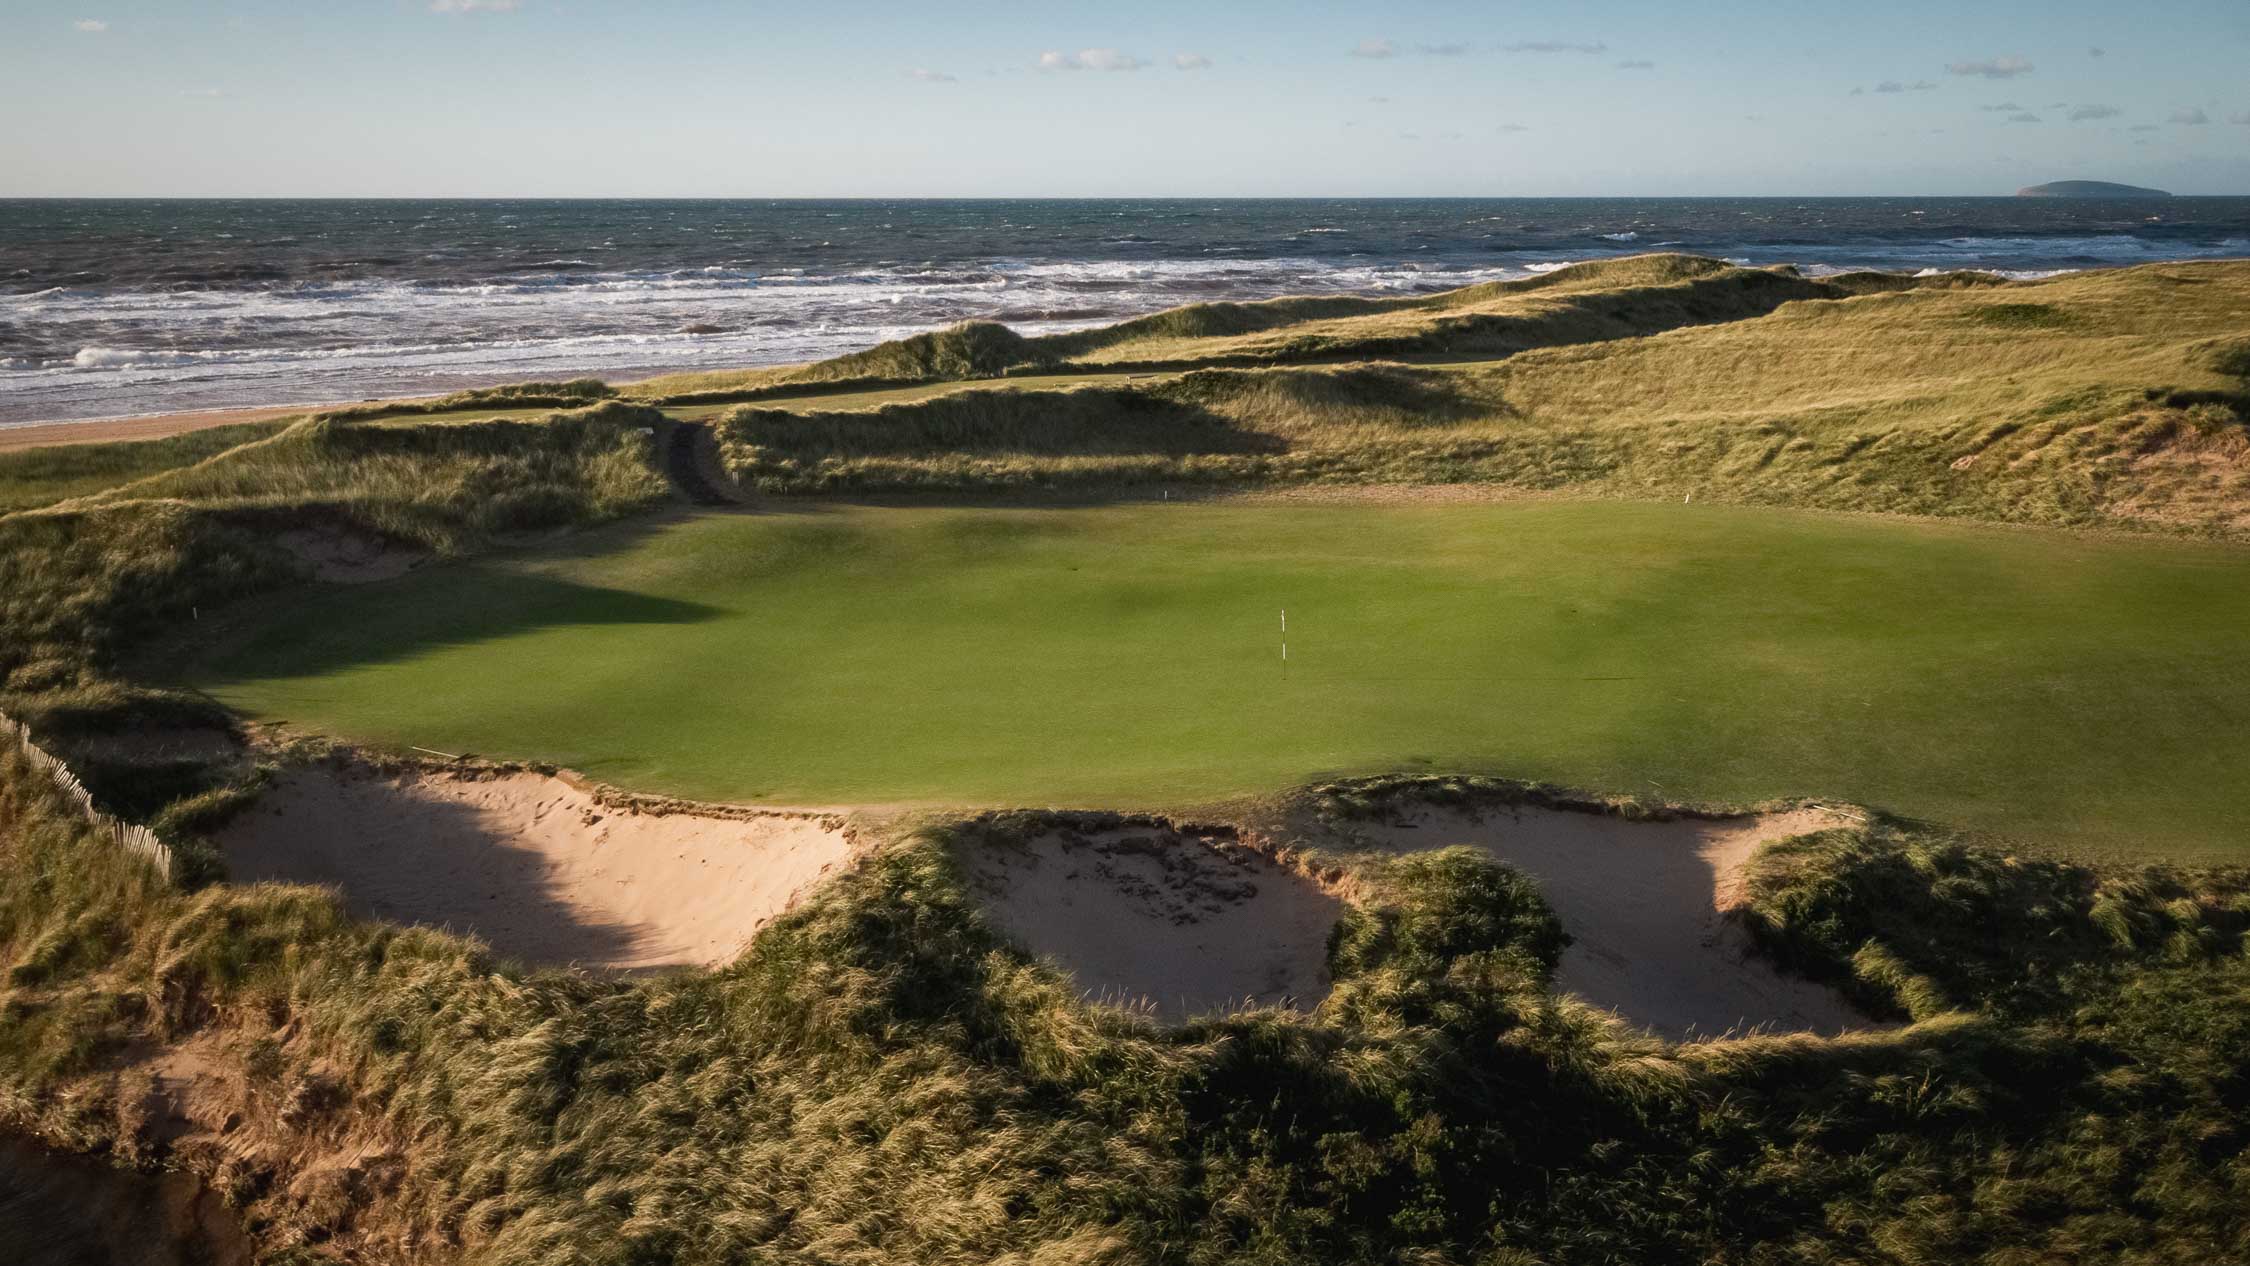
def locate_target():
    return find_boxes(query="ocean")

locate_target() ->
[4,196,2248,428]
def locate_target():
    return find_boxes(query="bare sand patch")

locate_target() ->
[217,764,858,969]
[954,824,1343,1023]
[1363,805,1874,1040]
[275,525,430,584]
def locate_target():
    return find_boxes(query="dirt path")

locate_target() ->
[217,763,857,969]
[659,419,749,506]
[1362,805,1876,1039]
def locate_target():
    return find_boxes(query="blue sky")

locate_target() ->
[4,0,2247,196]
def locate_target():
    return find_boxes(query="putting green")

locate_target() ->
[183,501,2250,860]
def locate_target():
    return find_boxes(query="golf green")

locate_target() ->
[184,501,2250,860]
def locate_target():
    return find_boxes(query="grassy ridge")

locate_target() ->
[0,421,290,514]
[708,260,2250,536]
[625,254,1950,402]
[0,403,670,691]
[5,748,2246,1263]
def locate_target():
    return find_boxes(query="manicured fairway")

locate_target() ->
[182,501,2250,860]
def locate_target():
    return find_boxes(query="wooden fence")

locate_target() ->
[0,711,174,883]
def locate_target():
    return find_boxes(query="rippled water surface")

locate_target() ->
[5,197,2246,426]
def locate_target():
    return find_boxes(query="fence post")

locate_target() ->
[0,706,175,887]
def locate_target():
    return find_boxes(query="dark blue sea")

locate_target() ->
[4,197,2248,427]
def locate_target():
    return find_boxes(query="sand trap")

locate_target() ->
[1364,805,1873,1040]
[218,764,857,969]
[955,825,1343,1023]
[276,525,429,584]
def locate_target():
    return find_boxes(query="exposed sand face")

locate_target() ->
[1363,805,1873,1040]
[954,825,1344,1023]
[217,765,858,970]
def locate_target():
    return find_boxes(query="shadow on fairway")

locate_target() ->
[188,566,725,686]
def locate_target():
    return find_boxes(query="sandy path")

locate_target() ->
[218,765,857,969]
[1364,805,1872,1039]
[954,825,1343,1023]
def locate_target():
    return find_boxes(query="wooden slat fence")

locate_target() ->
[0,710,174,882]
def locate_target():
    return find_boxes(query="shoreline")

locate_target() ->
[0,401,347,452]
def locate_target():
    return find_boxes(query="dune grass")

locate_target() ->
[0,404,671,692]
[0,421,290,514]
[692,258,2250,536]
[7,250,2250,1262]
[175,499,2250,860]
[5,740,2248,1264]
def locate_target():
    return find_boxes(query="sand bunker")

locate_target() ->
[276,525,429,584]
[218,764,856,969]
[1365,805,1873,1040]
[955,825,1343,1023]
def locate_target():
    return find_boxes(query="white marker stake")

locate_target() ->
[1281,608,1288,677]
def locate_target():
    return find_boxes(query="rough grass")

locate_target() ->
[634,255,2011,407]
[0,404,670,688]
[0,421,289,514]
[5,752,2247,1263]
[704,259,2250,537]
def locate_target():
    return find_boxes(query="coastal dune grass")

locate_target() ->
[178,499,2250,860]
[4,250,2250,1264]
[0,403,670,691]
[5,740,2248,1263]
[0,421,289,514]
[692,256,2250,536]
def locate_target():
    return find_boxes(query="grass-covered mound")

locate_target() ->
[0,421,292,515]
[697,260,2250,537]
[4,754,2246,1264]
[628,255,2005,406]
[0,403,669,692]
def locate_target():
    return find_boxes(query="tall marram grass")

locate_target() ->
[710,261,2250,537]
[6,759,2249,1263]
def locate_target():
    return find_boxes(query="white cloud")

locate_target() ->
[2168,107,2209,125]
[1173,52,1211,70]
[1616,59,1655,70]
[1350,38,1395,59]
[2066,103,2121,121]
[908,68,956,83]
[1947,56,2033,79]
[73,18,108,32]
[1504,40,1608,54]
[430,0,519,12]
[1039,48,1146,72]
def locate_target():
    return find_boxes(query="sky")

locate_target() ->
[3,0,2248,197]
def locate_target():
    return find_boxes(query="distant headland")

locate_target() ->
[2016,180,2172,198]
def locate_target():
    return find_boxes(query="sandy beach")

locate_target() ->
[0,403,336,453]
